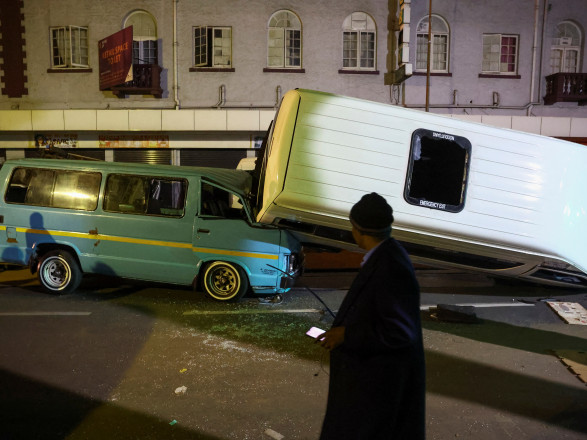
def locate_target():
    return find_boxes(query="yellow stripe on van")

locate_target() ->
[5,227,278,260]
[192,247,278,260]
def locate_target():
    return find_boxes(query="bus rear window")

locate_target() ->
[404,129,471,213]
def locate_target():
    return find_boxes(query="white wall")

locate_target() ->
[0,0,585,119]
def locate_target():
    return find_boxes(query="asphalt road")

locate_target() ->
[0,267,586,440]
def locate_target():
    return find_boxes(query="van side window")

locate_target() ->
[104,174,186,217]
[200,182,245,220]
[5,167,101,211]
[404,129,471,213]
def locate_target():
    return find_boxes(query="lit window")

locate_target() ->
[267,10,302,68]
[482,34,518,75]
[342,12,376,70]
[124,11,158,65]
[194,26,232,68]
[415,15,449,72]
[50,26,89,68]
[550,21,582,74]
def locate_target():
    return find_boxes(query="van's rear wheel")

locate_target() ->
[203,261,248,302]
[37,250,82,294]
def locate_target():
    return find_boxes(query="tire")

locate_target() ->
[37,250,82,294]
[202,261,249,302]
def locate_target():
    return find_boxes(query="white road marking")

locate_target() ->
[184,308,322,316]
[420,302,535,311]
[0,312,92,316]
[184,303,535,316]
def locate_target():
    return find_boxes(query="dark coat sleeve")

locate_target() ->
[335,238,421,356]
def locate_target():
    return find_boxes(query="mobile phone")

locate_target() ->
[306,326,326,339]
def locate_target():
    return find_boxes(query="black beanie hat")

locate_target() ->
[349,192,394,233]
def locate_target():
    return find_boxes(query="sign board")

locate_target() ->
[99,134,170,148]
[34,133,78,148]
[98,26,133,90]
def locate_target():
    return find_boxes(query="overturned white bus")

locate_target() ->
[252,88,587,288]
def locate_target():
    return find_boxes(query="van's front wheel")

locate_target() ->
[37,250,82,294]
[202,261,248,302]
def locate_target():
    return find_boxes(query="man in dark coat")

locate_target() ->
[317,192,425,439]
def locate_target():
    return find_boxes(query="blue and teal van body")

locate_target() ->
[0,158,302,301]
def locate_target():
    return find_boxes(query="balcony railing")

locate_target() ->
[544,72,587,105]
[111,64,163,98]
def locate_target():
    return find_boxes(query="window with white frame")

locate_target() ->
[415,15,449,72]
[124,11,158,65]
[342,12,376,70]
[50,26,89,68]
[482,34,518,75]
[550,21,582,74]
[194,26,232,68]
[267,10,301,68]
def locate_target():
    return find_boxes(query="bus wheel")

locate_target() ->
[203,261,248,302]
[37,250,82,294]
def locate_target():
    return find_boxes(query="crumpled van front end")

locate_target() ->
[194,168,304,299]
[277,229,304,292]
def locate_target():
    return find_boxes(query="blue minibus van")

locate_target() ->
[0,158,302,301]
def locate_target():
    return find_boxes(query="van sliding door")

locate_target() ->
[95,173,195,284]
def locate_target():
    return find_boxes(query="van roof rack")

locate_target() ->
[40,146,102,161]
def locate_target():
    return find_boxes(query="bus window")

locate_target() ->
[200,182,246,220]
[404,129,471,213]
[104,174,186,217]
[5,167,101,211]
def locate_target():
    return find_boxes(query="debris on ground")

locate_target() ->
[546,302,587,325]
[430,304,478,323]
[264,428,285,439]
[258,295,283,305]
[174,386,187,395]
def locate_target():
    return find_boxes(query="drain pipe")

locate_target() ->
[215,84,226,108]
[532,0,549,116]
[404,102,537,110]
[173,0,180,109]
[528,0,540,115]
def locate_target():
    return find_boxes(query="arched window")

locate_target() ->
[267,10,301,68]
[124,10,158,65]
[416,15,449,73]
[342,12,376,70]
[550,21,582,73]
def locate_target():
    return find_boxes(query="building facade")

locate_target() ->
[0,0,585,164]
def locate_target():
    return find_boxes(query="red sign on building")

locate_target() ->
[98,26,133,90]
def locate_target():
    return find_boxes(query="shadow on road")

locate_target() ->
[0,368,223,440]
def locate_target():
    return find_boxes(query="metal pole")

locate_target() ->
[425,0,432,112]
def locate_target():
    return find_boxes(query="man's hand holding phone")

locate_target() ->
[308,326,345,351]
